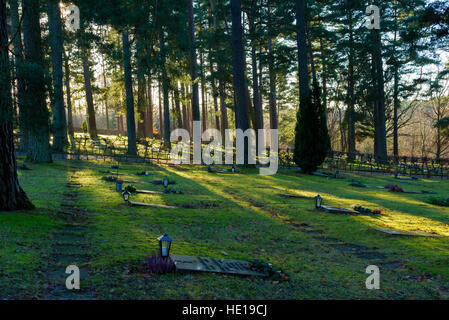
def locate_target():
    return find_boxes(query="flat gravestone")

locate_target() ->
[170,254,267,277]
[373,228,442,238]
[135,189,163,195]
[128,201,179,209]
[320,205,359,215]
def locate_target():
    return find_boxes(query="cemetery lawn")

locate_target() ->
[1,159,449,299]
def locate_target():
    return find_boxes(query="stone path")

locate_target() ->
[42,167,96,300]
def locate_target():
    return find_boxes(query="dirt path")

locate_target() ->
[41,167,96,300]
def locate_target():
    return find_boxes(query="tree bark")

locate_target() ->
[146,78,154,138]
[82,55,98,139]
[268,1,278,130]
[47,0,67,151]
[371,27,387,162]
[64,52,74,137]
[188,0,201,124]
[159,31,171,147]
[231,0,251,163]
[249,13,263,133]
[10,0,28,150]
[158,79,163,138]
[136,29,147,139]
[0,0,34,210]
[122,31,137,155]
[347,15,356,158]
[296,0,310,100]
[22,0,52,163]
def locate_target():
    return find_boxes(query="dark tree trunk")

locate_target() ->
[347,16,356,158]
[146,78,154,138]
[249,15,263,133]
[296,0,310,100]
[231,0,250,163]
[0,0,34,210]
[188,0,201,123]
[22,0,52,163]
[174,83,183,129]
[123,31,137,155]
[47,0,67,151]
[181,83,189,132]
[81,55,98,139]
[158,79,163,138]
[268,1,278,130]
[136,29,146,139]
[371,28,387,162]
[10,0,28,150]
[102,58,110,130]
[219,78,229,142]
[200,43,207,130]
[159,31,171,147]
[64,52,74,137]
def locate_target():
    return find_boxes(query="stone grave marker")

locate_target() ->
[320,205,359,215]
[170,254,267,277]
[373,228,442,238]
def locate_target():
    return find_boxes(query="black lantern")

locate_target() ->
[163,176,169,188]
[122,189,131,202]
[157,231,173,258]
[315,195,323,209]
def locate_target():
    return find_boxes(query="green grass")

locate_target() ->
[1,159,449,299]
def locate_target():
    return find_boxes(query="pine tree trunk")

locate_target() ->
[159,31,171,147]
[371,28,387,162]
[81,55,98,139]
[268,1,278,131]
[231,0,251,163]
[296,0,310,100]
[22,0,52,163]
[200,48,208,130]
[250,16,263,133]
[0,0,34,210]
[136,29,146,139]
[174,84,183,129]
[146,78,154,138]
[158,79,163,138]
[123,31,137,155]
[64,53,74,136]
[10,0,28,150]
[188,0,201,124]
[347,17,356,158]
[47,0,67,151]
[102,59,110,130]
[219,78,229,142]
[181,83,189,132]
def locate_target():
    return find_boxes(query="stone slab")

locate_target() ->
[320,205,359,215]
[128,201,179,209]
[135,189,163,195]
[170,254,267,277]
[372,228,442,238]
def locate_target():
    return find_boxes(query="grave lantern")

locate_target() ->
[163,176,169,188]
[315,195,323,209]
[122,189,131,202]
[158,231,173,258]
